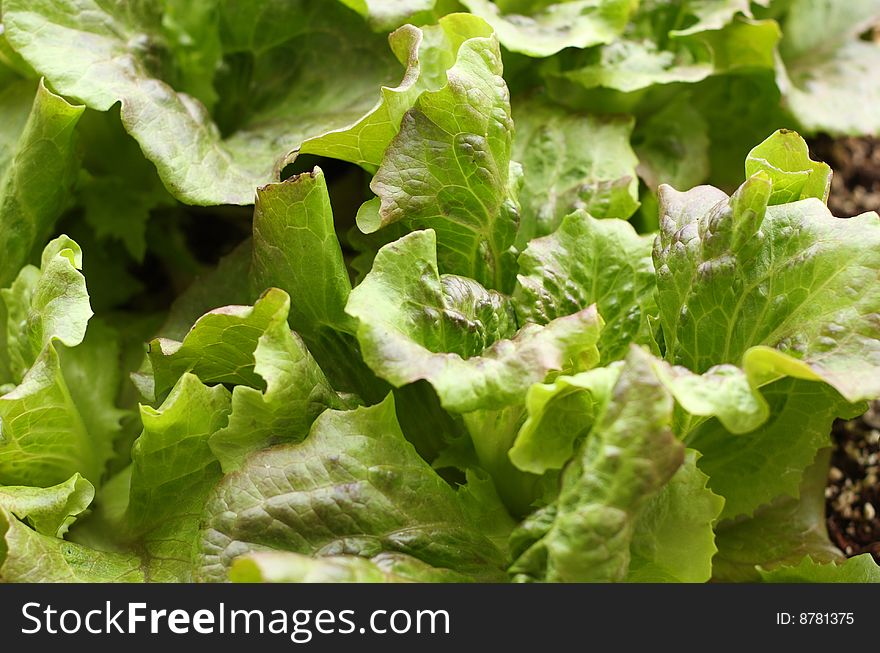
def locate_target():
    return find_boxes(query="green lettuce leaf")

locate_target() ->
[712,450,843,582]
[744,128,831,204]
[123,373,231,582]
[2,0,401,205]
[361,27,520,291]
[2,237,92,380]
[459,0,634,57]
[230,551,471,582]
[655,131,880,402]
[346,229,603,412]
[513,210,656,364]
[542,15,779,113]
[145,294,282,401]
[195,395,507,582]
[0,237,119,487]
[510,348,772,477]
[626,450,724,582]
[300,14,495,171]
[510,365,620,475]
[251,168,460,462]
[250,170,388,401]
[0,507,143,582]
[512,96,639,243]
[0,473,93,537]
[142,288,342,470]
[509,347,684,582]
[208,304,346,472]
[543,40,710,110]
[0,79,83,287]
[690,378,854,519]
[252,170,355,337]
[758,554,880,583]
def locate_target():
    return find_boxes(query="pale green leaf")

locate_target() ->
[346,230,603,412]
[0,473,94,537]
[459,0,634,57]
[0,79,83,287]
[195,395,507,582]
[510,347,684,582]
[512,96,639,243]
[627,450,724,582]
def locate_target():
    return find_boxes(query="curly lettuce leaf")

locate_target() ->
[195,395,507,582]
[512,97,639,243]
[346,229,603,412]
[542,13,779,113]
[626,450,724,583]
[0,79,83,287]
[123,373,231,582]
[300,14,495,171]
[744,128,831,204]
[2,0,401,205]
[543,41,710,108]
[0,237,120,487]
[510,348,769,476]
[145,291,285,401]
[0,473,93,538]
[758,554,880,583]
[252,169,354,336]
[509,347,684,582]
[655,131,880,402]
[513,210,656,365]
[712,450,843,582]
[510,365,620,475]
[250,171,393,405]
[208,307,346,472]
[690,378,854,520]
[252,168,461,461]
[362,27,520,291]
[2,238,92,381]
[0,507,143,582]
[459,0,634,57]
[142,289,342,471]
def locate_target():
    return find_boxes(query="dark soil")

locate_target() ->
[809,135,880,217]
[826,403,880,562]
[810,135,880,561]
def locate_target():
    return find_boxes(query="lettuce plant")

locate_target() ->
[0,2,879,583]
